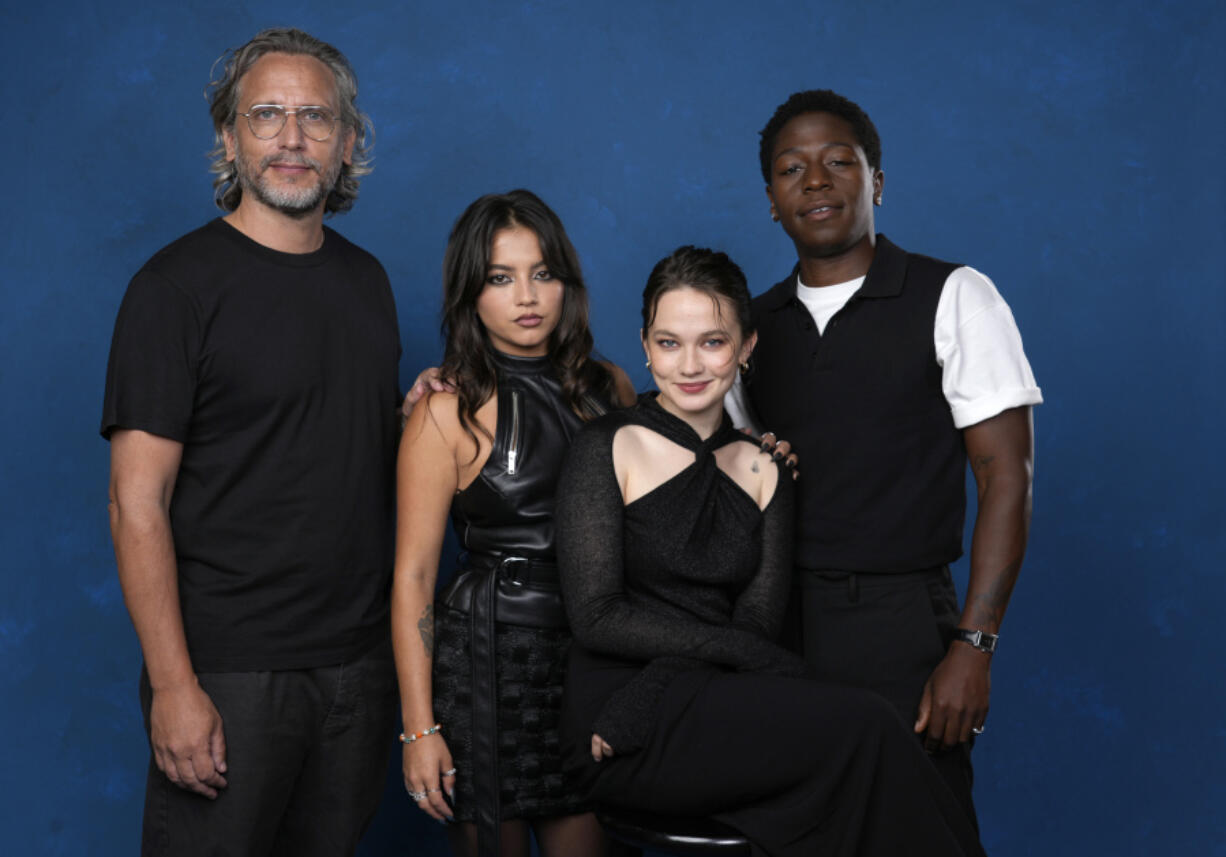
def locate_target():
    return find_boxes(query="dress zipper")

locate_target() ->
[507,390,521,476]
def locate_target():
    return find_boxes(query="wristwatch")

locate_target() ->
[952,627,998,654]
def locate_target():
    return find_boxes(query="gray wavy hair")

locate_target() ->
[205,28,373,215]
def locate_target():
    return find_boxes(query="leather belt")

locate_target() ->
[469,564,500,857]
[440,555,567,629]
[468,553,560,587]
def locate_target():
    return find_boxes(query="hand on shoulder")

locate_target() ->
[400,367,456,425]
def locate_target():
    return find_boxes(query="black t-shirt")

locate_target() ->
[101,219,401,671]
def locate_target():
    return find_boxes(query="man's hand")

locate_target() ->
[111,429,227,796]
[149,681,228,799]
[914,643,990,751]
[400,367,454,424]
[912,406,1033,752]
[748,430,800,479]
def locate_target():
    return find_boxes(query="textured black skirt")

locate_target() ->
[432,604,588,822]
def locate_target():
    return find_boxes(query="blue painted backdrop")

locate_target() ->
[2,0,1222,854]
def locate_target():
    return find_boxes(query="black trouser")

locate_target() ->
[138,638,397,857]
[791,565,979,832]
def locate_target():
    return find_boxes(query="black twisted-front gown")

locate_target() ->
[556,395,985,857]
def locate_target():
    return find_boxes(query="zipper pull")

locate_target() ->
[507,390,521,475]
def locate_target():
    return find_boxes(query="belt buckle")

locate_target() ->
[500,556,529,586]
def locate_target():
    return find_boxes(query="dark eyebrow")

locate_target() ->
[487,260,547,271]
[774,141,858,161]
[650,328,732,338]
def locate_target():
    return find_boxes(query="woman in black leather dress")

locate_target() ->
[391,190,635,857]
[557,246,987,857]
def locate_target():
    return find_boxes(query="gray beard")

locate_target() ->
[248,178,327,218]
[234,148,343,218]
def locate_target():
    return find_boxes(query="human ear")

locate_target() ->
[341,126,357,166]
[740,331,759,365]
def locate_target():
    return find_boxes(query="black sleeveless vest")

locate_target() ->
[747,235,966,572]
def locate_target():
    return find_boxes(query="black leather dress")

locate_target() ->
[432,350,605,852]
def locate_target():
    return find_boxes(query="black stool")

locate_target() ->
[597,806,750,856]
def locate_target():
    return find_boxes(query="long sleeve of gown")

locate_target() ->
[729,455,797,643]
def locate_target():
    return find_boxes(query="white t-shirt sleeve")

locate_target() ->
[724,374,762,434]
[934,266,1043,429]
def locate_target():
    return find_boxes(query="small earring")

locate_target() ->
[739,361,750,375]
[874,196,882,205]
[771,213,779,222]
[645,359,651,369]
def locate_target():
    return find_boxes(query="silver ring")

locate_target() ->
[428,787,441,794]
[408,789,427,801]
[971,726,985,735]
[442,768,457,777]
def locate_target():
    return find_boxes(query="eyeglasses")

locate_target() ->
[237,104,339,141]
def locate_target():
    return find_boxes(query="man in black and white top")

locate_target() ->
[101,28,400,857]
[729,89,1042,835]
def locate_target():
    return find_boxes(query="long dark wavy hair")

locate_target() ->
[439,189,614,447]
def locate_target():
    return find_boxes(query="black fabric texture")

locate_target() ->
[747,234,967,572]
[138,641,397,857]
[447,351,587,559]
[432,605,586,823]
[557,394,806,754]
[578,670,985,857]
[101,219,401,671]
[795,566,979,829]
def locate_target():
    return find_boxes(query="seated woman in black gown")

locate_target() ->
[556,246,986,857]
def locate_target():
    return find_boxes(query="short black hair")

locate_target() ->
[758,90,882,183]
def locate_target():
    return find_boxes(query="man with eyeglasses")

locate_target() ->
[102,28,400,857]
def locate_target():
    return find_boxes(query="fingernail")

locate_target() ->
[772,451,783,462]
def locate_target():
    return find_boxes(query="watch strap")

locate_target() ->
[952,627,998,654]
